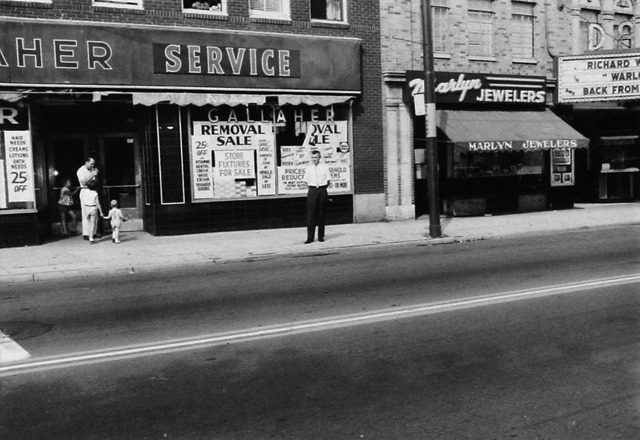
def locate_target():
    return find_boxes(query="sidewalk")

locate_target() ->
[1,203,638,285]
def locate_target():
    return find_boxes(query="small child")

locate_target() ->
[58,178,79,237]
[104,200,127,244]
[80,181,104,244]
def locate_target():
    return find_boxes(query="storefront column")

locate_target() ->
[383,73,415,221]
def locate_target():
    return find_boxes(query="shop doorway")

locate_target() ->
[49,133,143,233]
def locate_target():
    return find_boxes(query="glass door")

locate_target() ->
[99,134,143,231]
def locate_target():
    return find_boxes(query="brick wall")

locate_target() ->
[380,0,575,77]
[1,0,384,195]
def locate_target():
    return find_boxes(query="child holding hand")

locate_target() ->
[104,200,127,244]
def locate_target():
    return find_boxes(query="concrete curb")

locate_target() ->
[1,220,638,286]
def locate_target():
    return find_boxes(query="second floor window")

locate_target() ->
[432,0,449,53]
[511,1,535,58]
[310,0,345,21]
[250,0,290,19]
[183,0,225,12]
[468,0,494,57]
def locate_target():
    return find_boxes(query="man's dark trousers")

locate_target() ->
[306,185,328,241]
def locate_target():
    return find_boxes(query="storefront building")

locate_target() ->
[379,0,640,221]
[380,0,593,220]
[404,71,589,216]
[558,50,640,203]
[0,2,383,248]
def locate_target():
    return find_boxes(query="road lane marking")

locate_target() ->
[2,273,639,375]
[0,331,31,364]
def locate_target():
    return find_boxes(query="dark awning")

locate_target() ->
[90,92,355,107]
[437,110,589,153]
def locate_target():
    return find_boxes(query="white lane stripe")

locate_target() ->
[2,274,639,375]
[0,331,31,364]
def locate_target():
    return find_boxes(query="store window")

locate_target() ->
[451,150,543,178]
[183,0,225,13]
[250,0,290,19]
[0,104,36,211]
[310,0,345,21]
[432,0,449,54]
[468,0,494,57]
[511,1,535,59]
[188,104,352,201]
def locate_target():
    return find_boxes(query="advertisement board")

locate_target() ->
[558,50,640,103]
[190,116,351,200]
[0,21,361,93]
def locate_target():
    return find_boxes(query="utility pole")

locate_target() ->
[421,0,442,238]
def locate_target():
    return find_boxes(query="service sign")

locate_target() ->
[558,50,640,102]
[0,21,361,93]
[404,71,547,107]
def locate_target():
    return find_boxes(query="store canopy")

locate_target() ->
[94,92,355,107]
[437,110,589,153]
[0,92,27,103]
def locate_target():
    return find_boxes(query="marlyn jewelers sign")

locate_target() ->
[0,21,361,93]
[404,71,547,108]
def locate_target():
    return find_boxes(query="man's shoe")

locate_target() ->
[304,240,313,244]
[94,234,102,239]
[83,236,89,241]
[318,238,325,242]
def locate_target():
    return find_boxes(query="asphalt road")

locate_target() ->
[1,225,639,439]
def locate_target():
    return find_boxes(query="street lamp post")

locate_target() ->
[421,0,442,238]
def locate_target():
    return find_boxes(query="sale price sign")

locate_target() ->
[4,131,35,203]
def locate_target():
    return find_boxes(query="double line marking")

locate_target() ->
[2,274,639,376]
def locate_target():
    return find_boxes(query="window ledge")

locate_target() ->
[469,56,498,62]
[512,58,538,65]
[0,0,52,7]
[434,53,452,59]
[93,3,144,13]
[0,209,37,215]
[310,20,350,29]
[183,9,229,20]
[249,17,292,25]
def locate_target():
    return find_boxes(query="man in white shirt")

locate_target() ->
[77,157,99,240]
[303,150,331,244]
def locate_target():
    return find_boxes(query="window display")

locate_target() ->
[189,104,352,201]
[451,150,543,178]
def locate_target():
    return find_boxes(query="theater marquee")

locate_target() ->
[558,50,640,103]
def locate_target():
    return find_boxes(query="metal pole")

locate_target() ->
[421,0,442,238]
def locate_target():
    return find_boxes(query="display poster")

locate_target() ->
[191,135,214,199]
[278,165,308,194]
[3,131,35,203]
[191,122,274,199]
[256,135,277,196]
[190,116,352,200]
[214,150,255,180]
[551,149,574,186]
[278,121,351,195]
